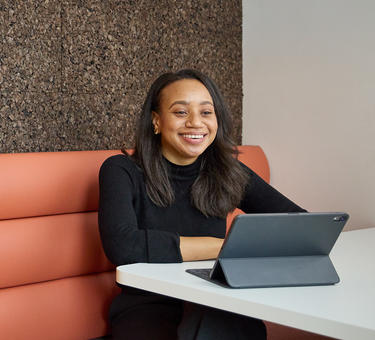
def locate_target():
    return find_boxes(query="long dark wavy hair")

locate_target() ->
[123,69,249,219]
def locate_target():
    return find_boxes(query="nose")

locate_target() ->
[186,111,204,128]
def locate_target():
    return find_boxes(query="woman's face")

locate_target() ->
[152,79,218,165]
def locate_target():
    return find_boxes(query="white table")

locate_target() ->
[117,228,375,340]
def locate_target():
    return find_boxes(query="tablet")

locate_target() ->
[186,212,349,288]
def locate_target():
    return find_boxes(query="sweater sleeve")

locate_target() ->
[238,162,307,213]
[98,156,182,266]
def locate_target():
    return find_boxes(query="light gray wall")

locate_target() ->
[243,0,375,229]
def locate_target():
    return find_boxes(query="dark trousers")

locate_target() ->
[111,299,266,340]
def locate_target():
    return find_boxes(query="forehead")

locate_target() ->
[159,79,213,105]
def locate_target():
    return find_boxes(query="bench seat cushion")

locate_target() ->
[0,271,120,340]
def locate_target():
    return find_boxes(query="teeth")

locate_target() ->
[183,134,204,139]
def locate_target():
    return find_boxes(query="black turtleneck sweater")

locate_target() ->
[98,154,305,267]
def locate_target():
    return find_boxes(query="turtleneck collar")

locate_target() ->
[164,156,202,180]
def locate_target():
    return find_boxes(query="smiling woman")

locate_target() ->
[127,70,250,220]
[98,69,305,340]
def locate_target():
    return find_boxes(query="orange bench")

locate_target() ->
[0,150,121,339]
[0,146,328,340]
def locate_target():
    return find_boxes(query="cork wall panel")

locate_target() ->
[0,1,61,93]
[0,0,242,152]
[0,92,61,151]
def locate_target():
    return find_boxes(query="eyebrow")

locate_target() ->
[168,100,214,109]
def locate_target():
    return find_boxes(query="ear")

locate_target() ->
[152,111,160,130]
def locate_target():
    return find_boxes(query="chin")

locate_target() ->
[185,145,208,156]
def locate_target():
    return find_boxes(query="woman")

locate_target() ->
[99,69,305,340]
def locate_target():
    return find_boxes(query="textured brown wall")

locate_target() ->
[0,1,242,153]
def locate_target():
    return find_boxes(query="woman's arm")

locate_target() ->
[239,162,307,213]
[99,156,182,265]
[179,164,306,262]
[179,236,224,262]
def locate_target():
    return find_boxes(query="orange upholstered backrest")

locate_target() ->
[0,146,269,288]
[0,150,119,220]
[236,145,270,183]
[0,146,269,221]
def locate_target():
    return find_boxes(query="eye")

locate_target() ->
[174,111,187,115]
[202,110,213,115]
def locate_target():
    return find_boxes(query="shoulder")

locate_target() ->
[100,154,142,178]
[101,153,134,167]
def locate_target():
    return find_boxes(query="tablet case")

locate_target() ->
[186,212,349,288]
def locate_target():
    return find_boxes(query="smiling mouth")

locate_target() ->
[180,134,206,139]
